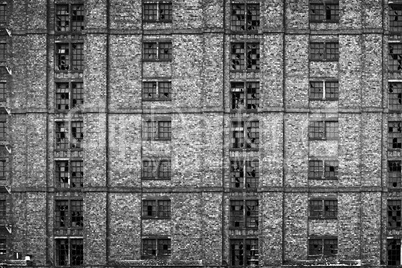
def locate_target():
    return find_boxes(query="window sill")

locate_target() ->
[229,29,259,34]
[54,70,84,73]
[142,59,172,62]
[143,20,172,23]
[141,177,171,181]
[230,109,259,113]
[142,98,172,102]
[141,255,170,260]
[309,217,338,220]
[230,187,259,191]
[230,148,259,151]
[309,98,338,101]
[230,69,260,73]
[143,138,171,141]
[229,227,259,230]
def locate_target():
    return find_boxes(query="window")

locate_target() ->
[56,239,83,266]
[142,238,171,258]
[310,42,339,61]
[230,239,259,268]
[0,200,5,218]
[388,239,401,266]
[390,82,402,111]
[231,3,260,31]
[308,121,338,140]
[142,158,171,180]
[55,43,84,71]
[231,82,259,110]
[389,161,402,188]
[142,199,171,219]
[55,4,85,32]
[0,239,5,258]
[0,82,6,101]
[388,200,402,228]
[56,82,84,111]
[389,44,402,72]
[143,81,172,101]
[230,159,259,189]
[55,121,84,150]
[389,121,402,150]
[231,120,259,149]
[55,200,83,228]
[308,237,338,257]
[309,199,337,218]
[143,120,171,140]
[0,5,6,22]
[309,1,339,22]
[0,113,6,141]
[390,5,402,34]
[0,160,5,180]
[143,41,172,61]
[309,81,339,100]
[231,42,260,71]
[0,39,5,62]
[308,160,338,179]
[143,2,172,22]
[230,200,258,229]
[55,160,83,188]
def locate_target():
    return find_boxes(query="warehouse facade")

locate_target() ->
[0,0,398,267]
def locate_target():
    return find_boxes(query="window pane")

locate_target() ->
[230,239,244,266]
[0,200,5,218]
[245,239,259,266]
[0,82,6,100]
[231,4,245,31]
[325,81,339,100]
[309,160,323,178]
[71,43,84,71]
[143,121,156,140]
[324,160,338,178]
[309,239,323,256]
[246,82,259,109]
[309,200,323,217]
[56,5,69,32]
[230,200,244,228]
[246,43,260,70]
[388,200,402,228]
[143,3,157,21]
[245,200,258,228]
[232,121,244,148]
[71,239,83,266]
[388,239,401,266]
[159,3,172,21]
[389,161,402,188]
[326,42,339,61]
[325,121,338,139]
[158,82,171,99]
[158,239,171,256]
[389,82,402,111]
[143,82,157,99]
[71,121,83,149]
[158,121,171,139]
[0,160,5,179]
[56,161,69,188]
[309,121,324,139]
[158,200,171,218]
[55,201,69,228]
[144,42,157,59]
[158,159,171,178]
[56,44,70,71]
[323,239,338,256]
[72,82,84,108]
[310,81,323,99]
[310,4,324,21]
[142,239,156,256]
[71,5,84,32]
[56,83,70,110]
[159,42,172,60]
[0,5,6,22]
[231,43,245,70]
[390,5,402,34]
[310,43,325,61]
[324,200,338,218]
[231,82,245,109]
[389,121,402,149]
[142,159,156,178]
[245,160,259,189]
[245,121,259,149]
[143,200,156,217]
[389,44,402,72]
[71,161,83,188]
[71,200,83,228]
[230,160,244,188]
[246,4,260,31]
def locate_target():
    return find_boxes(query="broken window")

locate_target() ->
[230,159,259,189]
[308,238,337,257]
[0,82,6,101]
[0,239,5,257]
[231,120,259,149]
[308,160,338,179]
[0,5,6,22]
[0,39,5,62]
[309,81,339,100]
[310,42,339,61]
[56,82,84,111]
[56,239,83,266]
[0,200,5,218]
[231,82,259,110]
[142,199,171,219]
[388,121,402,150]
[142,238,171,258]
[143,41,172,61]
[388,239,401,266]
[143,120,171,140]
[56,4,85,32]
[388,200,402,228]
[308,120,338,140]
[389,82,402,111]
[0,160,5,180]
[143,2,172,22]
[390,5,402,34]
[56,43,84,71]
[389,161,402,188]
[230,200,259,229]
[230,239,259,268]
[231,42,260,71]
[142,158,171,179]
[143,81,172,100]
[309,1,339,22]
[309,199,337,218]
[0,113,6,141]
[389,44,402,72]
[56,121,83,150]
[231,3,260,31]
[55,200,83,228]
[56,160,83,188]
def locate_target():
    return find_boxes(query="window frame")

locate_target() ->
[55,42,85,72]
[310,41,339,62]
[308,159,339,180]
[230,158,259,190]
[309,80,339,101]
[0,81,6,101]
[229,199,259,229]
[142,199,171,219]
[230,42,260,72]
[231,119,259,150]
[0,238,6,259]
[143,41,173,61]
[55,120,84,151]
[230,2,260,32]
[0,113,7,141]
[309,0,339,23]
[388,121,402,150]
[389,82,402,112]
[308,120,339,141]
[390,4,402,35]
[308,237,338,258]
[309,198,338,219]
[389,160,402,188]
[55,4,85,33]
[388,239,402,266]
[229,238,259,268]
[142,80,172,101]
[142,1,172,23]
[142,157,171,180]
[388,199,402,229]
[142,119,172,141]
[141,237,171,259]
[0,4,7,23]
[54,199,84,229]
[55,81,84,111]
[55,238,84,266]
[55,160,84,188]
[231,81,260,110]
[0,159,6,180]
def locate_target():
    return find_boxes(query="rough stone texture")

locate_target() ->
[285,0,308,30]
[363,0,383,29]
[109,114,141,187]
[11,36,27,110]
[109,35,142,110]
[86,0,107,30]
[84,192,106,265]
[27,0,46,31]
[309,62,339,78]
[362,34,382,108]
[284,113,308,187]
[309,220,338,236]
[11,115,26,187]
[340,0,362,29]
[110,0,141,30]
[261,34,283,108]
[338,193,361,260]
[203,0,223,29]
[361,192,381,266]
[261,0,283,31]
[10,0,26,31]
[285,35,309,109]
[109,193,141,261]
[309,141,338,158]
[284,193,308,262]
[361,113,381,187]
[260,192,282,266]
[339,114,361,187]
[143,62,172,78]
[173,0,202,29]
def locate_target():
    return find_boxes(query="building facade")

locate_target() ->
[0,0,399,267]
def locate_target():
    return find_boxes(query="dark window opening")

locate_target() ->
[389,44,402,73]
[390,5,402,34]
[308,121,338,140]
[55,200,83,228]
[231,82,259,110]
[389,82,402,111]
[56,4,85,32]
[143,42,172,61]
[230,239,259,268]
[388,239,401,266]
[389,161,402,188]
[388,200,402,228]
[309,238,337,257]
[231,42,260,71]
[143,2,172,22]
[143,81,172,100]
[310,2,339,22]
[56,82,84,111]
[230,200,259,229]
[142,238,171,258]
[56,43,84,72]
[231,120,259,149]
[309,81,339,100]
[142,199,171,219]
[389,121,402,149]
[309,199,338,218]
[230,159,259,189]
[310,42,339,61]
[231,3,260,31]
[56,239,83,266]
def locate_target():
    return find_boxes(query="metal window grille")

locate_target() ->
[389,121,402,149]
